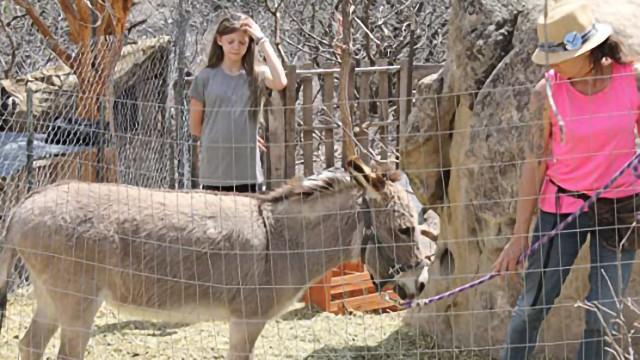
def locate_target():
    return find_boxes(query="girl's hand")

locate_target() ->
[257,136,267,153]
[240,17,266,43]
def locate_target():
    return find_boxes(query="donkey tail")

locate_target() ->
[0,212,19,332]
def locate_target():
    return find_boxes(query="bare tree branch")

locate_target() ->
[12,0,75,68]
[361,0,375,65]
[354,16,380,46]
[58,0,82,43]
[375,0,414,27]
[285,12,334,49]
[282,37,337,63]
[126,18,147,35]
[338,0,355,161]
[7,13,27,27]
[263,0,288,63]
[0,16,17,78]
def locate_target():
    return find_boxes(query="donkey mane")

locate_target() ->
[15,169,356,207]
[255,168,355,203]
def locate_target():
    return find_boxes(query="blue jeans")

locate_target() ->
[501,211,636,360]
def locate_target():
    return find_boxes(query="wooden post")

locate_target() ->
[398,58,411,165]
[26,88,34,193]
[96,99,105,182]
[377,59,390,161]
[175,0,188,188]
[357,72,370,163]
[191,139,199,189]
[165,102,176,189]
[341,64,356,167]
[263,96,271,188]
[322,67,335,168]
[284,65,297,179]
[302,64,314,176]
[267,90,287,189]
[338,0,356,168]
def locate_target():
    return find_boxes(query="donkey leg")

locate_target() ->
[228,319,267,360]
[19,303,59,360]
[55,296,102,360]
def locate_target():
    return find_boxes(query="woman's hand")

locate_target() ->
[493,234,529,276]
[240,16,266,43]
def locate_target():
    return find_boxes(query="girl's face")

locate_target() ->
[550,52,594,79]
[217,30,250,63]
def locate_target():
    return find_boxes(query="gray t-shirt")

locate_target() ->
[189,67,263,186]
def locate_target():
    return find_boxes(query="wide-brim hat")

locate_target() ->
[531,1,613,65]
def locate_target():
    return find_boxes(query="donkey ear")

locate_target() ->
[346,156,386,193]
[419,210,440,242]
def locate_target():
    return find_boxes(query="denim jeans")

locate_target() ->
[501,211,636,360]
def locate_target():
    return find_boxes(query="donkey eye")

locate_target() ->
[397,227,413,237]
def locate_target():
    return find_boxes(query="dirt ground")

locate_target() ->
[1,287,491,360]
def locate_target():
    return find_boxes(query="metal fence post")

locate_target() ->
[96,98,105,182]
[26,88,34,193]
[173,0,189,189]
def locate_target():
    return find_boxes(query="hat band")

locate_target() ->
[537,24,597,53]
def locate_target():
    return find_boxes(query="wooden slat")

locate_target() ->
[330,282,376,299]
[358,72,370,163]
[284,65,297,179]
[322,68,335,168]
[377,59,390,160]
[330,272,372,288]
[332,291,402,314]
[302,64,314,176]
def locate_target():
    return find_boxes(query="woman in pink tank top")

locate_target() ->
[493,2,640,359]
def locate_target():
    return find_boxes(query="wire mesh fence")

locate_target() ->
[2,1,640,360]
[1,69,639,359]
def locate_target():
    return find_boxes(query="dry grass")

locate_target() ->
[0,287,475,359]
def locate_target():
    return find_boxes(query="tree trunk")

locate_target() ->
[74,37,124,120]
[13,0,132,121]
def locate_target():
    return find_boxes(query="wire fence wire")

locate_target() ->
[1,67,640,359]
[0,62,637,358]
[1,3,640,360]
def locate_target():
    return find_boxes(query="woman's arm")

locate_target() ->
[634,63,640,132]
[493,79,551,274]
[189,99,204,137]
[241,17,287,91]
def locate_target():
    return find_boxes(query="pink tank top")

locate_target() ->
[539,62,640,214]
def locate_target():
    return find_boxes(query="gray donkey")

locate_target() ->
[0,157,437,359]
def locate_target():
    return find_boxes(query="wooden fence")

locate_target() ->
[263,59,443,189]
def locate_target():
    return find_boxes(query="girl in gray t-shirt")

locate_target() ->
[189,13,287,193]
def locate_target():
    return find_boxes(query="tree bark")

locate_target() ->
[13,0,133,120]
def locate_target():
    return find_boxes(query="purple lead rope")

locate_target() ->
[401,152,640,309]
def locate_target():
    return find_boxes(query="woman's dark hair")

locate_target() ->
[589,35,633,74]
[207,13,261,122]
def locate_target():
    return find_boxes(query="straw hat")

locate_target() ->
[532,1,612,65]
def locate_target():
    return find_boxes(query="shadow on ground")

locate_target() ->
[303,325,499,359]
[94,320,190,337]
